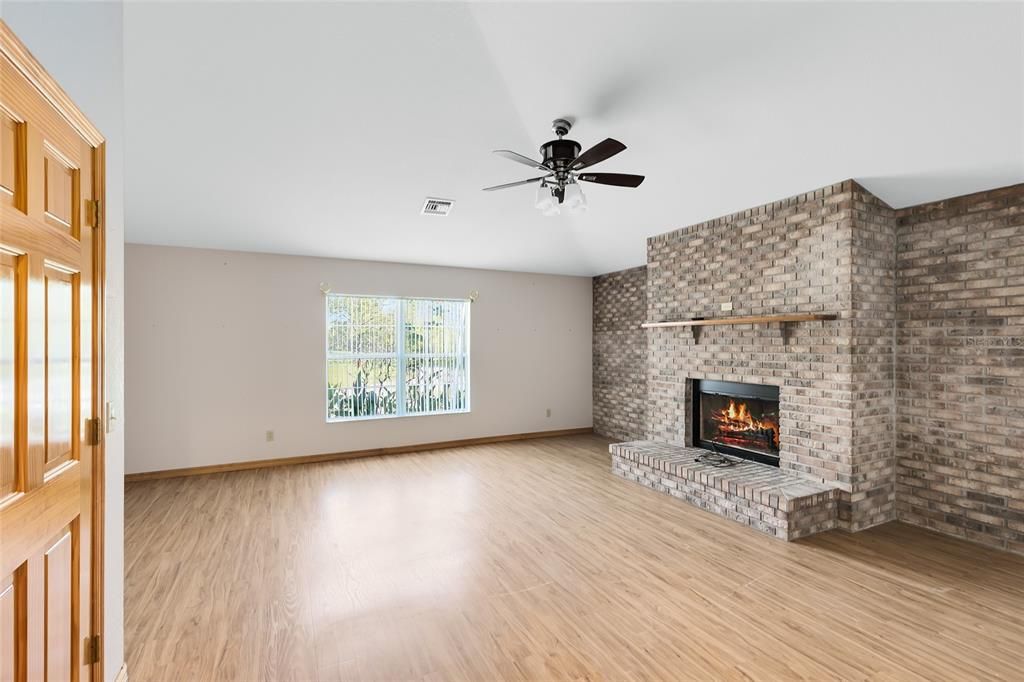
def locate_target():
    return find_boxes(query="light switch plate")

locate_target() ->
[721,301,734,312]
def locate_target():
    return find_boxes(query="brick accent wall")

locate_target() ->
[849,185,898,530]
[895,184,1024,554]
[595,180,1024,552]
[593,266,647,440]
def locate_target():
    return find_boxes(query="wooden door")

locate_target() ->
[0,22,105,682]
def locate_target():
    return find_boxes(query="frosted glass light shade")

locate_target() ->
[535,184,559,215]
[535,183,549,210]
[564,183,587,213]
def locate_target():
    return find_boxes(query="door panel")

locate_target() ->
[0,109,19,205]
[0,254,15,502]
[42,148,77,233]
[44,267,74,474]
[0,20,103,682]
[0,573,15,682]
[44,529,73,681]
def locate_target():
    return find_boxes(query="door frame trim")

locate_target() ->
[0,22,104,146]
[0,20,107,681]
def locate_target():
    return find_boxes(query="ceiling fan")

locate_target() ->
[483,118,645,215]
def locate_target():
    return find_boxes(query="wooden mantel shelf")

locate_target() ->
[640,313,837,329]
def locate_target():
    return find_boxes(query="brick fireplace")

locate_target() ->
[595,180,1024,551]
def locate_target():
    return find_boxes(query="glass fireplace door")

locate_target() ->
[694,380,780,465]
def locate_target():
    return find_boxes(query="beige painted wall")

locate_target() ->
[125,244,592,474]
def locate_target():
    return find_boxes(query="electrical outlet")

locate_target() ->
[546,408,552,418]
[721,301,733,312]
[266,430,274,442]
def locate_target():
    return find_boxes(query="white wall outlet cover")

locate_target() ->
[721,301,734,311]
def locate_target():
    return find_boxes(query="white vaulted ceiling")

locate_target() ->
[123,1,1024,276]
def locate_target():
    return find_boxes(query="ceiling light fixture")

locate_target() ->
[563,183,587,214]
[484,118,643,215]
[533,181,586,217]
[535,183,559,215]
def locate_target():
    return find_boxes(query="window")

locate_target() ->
[326,295,470,421]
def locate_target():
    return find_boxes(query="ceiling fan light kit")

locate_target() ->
[563,183,587,212]
[484,118,645,215]
[535,181,585,216]
[535,183,561,216]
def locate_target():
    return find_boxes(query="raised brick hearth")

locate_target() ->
[611,441,839,540]
[596,181,1024,553]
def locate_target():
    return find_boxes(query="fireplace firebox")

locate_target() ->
[693,380,780,466]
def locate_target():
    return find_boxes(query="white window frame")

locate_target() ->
[325,294,471,422]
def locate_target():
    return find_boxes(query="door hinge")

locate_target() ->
[86,634,101,665]
[86,417,102,446]
[88,199,102,227]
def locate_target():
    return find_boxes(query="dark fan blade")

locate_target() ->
[493,150,550,172]
[482,176,550,191]
[569,138,626,171]
[577,172,645,188]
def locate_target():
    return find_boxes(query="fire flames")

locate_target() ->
[710,399,780,450]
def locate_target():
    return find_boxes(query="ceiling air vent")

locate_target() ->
[421,197,455,216]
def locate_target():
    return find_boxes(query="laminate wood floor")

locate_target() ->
[125,435,1024,681]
